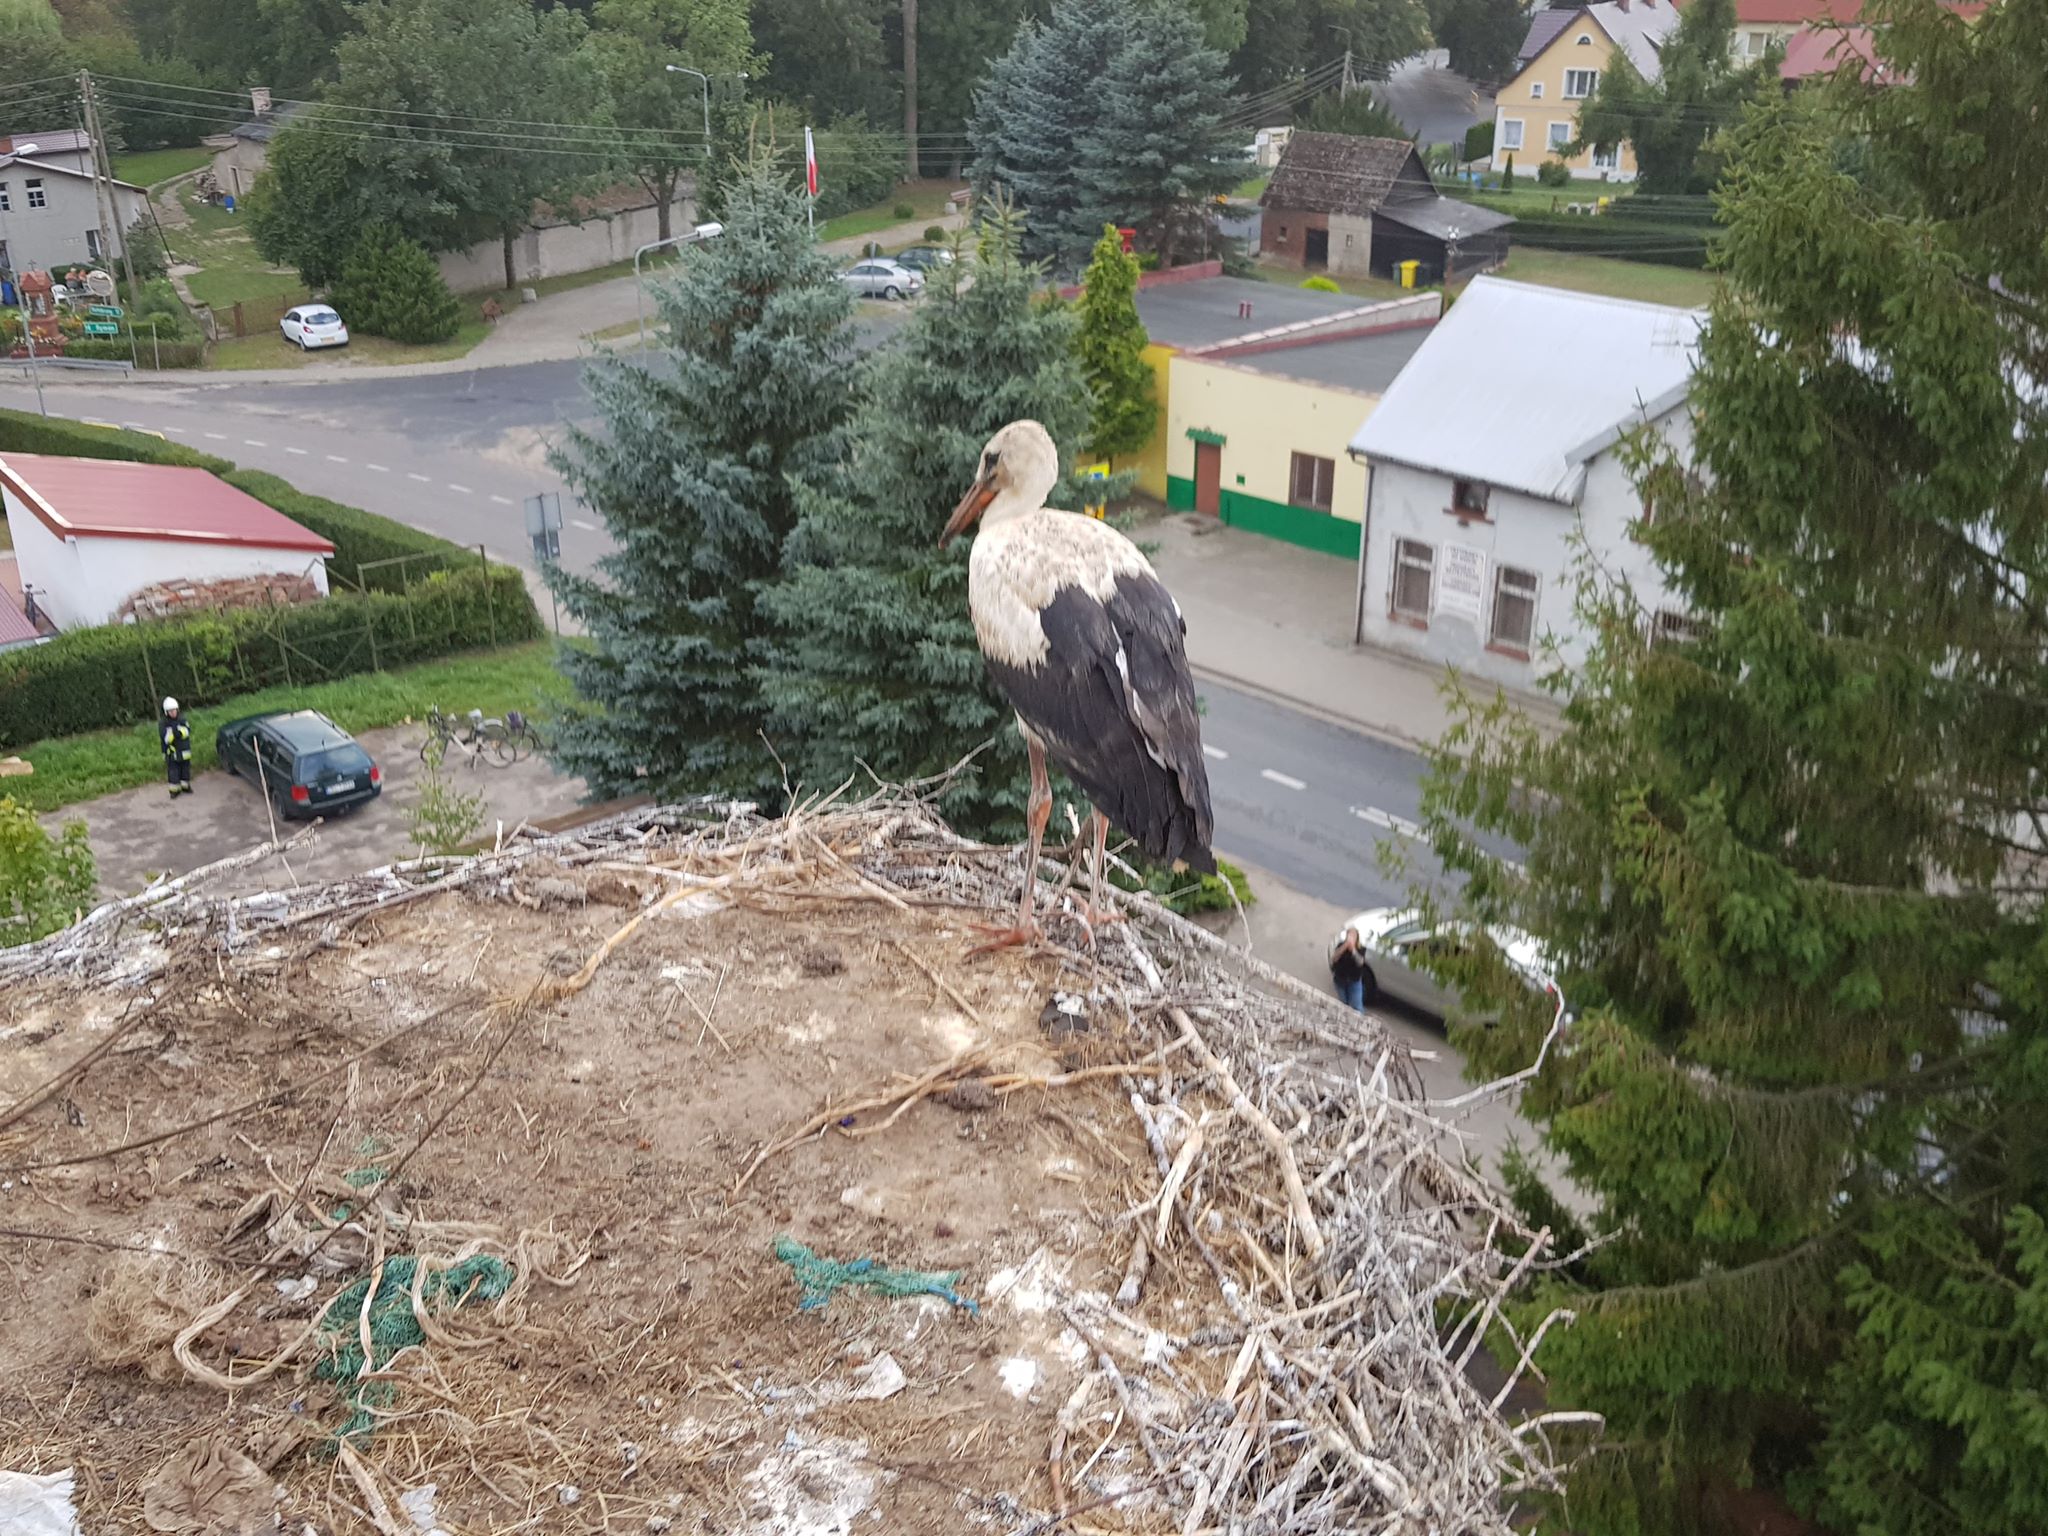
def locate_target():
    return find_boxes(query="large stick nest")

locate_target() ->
[0,791,1586,1534]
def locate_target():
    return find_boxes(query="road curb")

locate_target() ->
[1188,664,1434,755]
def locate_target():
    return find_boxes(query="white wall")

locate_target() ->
[435,190,698,292]
[0,171,148,272]
[1355,409,1690,691]
[4,487,329,631]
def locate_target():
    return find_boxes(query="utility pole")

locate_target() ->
[902,0,919,179]
[78,73,137,306]
[1335,26,1356,96]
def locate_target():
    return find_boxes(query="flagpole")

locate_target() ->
[805,125,817,235]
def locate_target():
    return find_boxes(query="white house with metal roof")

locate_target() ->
[1347,276,1704,690]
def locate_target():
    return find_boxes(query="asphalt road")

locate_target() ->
[0,361,1503,913]
[1372,49,1493,149]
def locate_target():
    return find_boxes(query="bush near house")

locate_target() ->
[1463,121,1494,162]
[0,564,541,747]
[1536,159,1572,187]
[329,225,463,345]
[1507,198,1718,269]
[1299,274,1341,292]
[0,408,227,469]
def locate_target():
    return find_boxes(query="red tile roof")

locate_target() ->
[1731,0,1984,19]
[0,454,336,554]
[1780,23,1892,78]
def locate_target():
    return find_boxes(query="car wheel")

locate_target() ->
[883,285,901,300]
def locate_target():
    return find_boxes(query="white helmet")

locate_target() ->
[162,696,179,712]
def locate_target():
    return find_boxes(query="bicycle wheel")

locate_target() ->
[488,733,518,767]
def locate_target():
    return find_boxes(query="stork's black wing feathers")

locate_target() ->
[985,572,1216,873]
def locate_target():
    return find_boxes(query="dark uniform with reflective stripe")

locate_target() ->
[160,714,193,796]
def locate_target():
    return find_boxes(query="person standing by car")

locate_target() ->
[159,697,194,798]
[1330,926,1370,1011]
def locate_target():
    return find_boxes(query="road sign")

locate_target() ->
[87,304,122,318]
[523,492,563,540]
[82,321,119,336]
[531,528,560,564]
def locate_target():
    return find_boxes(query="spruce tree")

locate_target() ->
[1075,224,1158,461]
[545,165,856,804]
[1416,4,2048,1530]
[755,205,1091,838]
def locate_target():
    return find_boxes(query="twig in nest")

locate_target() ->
[734,1041,992,1188]
[886,937,986,1029]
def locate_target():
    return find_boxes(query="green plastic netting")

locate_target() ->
[774,1235,980,1316]
[313,1254,515,1446]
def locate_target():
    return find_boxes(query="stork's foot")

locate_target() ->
[1068,901,1126,951]
[967,919,1043,956]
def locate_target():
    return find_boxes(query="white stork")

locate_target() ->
[940,419,1215,949]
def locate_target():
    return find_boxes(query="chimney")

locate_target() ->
[250,86,273,121]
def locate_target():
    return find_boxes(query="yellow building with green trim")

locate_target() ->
[1490,0,1681,180]
[1115,275,1440,559]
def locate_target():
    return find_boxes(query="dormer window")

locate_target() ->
[1451,479,1490,519]
[1577,33,1592,43]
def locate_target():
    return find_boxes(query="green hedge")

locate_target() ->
[0,564,542,747]
[0,407,229,469]
[56,336,207,369]
[221,469,472,592]
[1507,207,1717,269]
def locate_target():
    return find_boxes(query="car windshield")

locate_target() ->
[304,310,341,325]
[298,745,370,781]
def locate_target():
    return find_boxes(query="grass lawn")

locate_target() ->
[1488,248,1716,307]
[205,308,495,371]
[167,197,309,314]
[17,642,571,815]
[1232,174,1269,199]
[111,145,213,188]
[817,181,957,244]
[1446,177,1640,217]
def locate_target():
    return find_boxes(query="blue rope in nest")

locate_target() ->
[774,1235,980,1316]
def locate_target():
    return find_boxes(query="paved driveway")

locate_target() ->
[47,721,589,901]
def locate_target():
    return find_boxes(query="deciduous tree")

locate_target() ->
[1415,4,2048,1530]
[1075,225,1158,461]
[0,797,93,946]
[546,166,857,804]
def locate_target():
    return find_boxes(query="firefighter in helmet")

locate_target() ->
[159,697,194,797]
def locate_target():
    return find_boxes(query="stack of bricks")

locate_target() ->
[118,571,323,622]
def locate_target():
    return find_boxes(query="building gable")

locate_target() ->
[1260,133,1435,219]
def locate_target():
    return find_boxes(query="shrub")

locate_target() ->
[892,201,915,219]
[1463,121,1495,162]
[58,336,205,369]
[1502,154,1516,190]
[222,470,472,591]
[1299,274,1341,292]
[1112,854,1254,916]
[1536,158,1572,188]
[123,218,170,281]
[923,224,945,242]
[407,739,489,854]
[1504,207,1716,268]
[0,796,95,946]
[0,564,542,748]
[0,407,228,468]
[330,225,462,345]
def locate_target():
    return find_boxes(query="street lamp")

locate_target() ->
[633,221,723,348]
[10,141,44,415]
[664,65,748,144]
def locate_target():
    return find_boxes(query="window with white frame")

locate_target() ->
[1491,565,1539,651]
[1593,143,1619,171]
[1500,119,1524,151]
[85,228,100,260]
[1289,452,1335,512]
[1564,69,1598,98]
[25,177,44,209]
[1548,122,1572,151]
[1392,539,1434,621]
[1653,609,1706,647]
[1529,81,1544,99]
[0,182,10,212]
[1576,33,1592,44]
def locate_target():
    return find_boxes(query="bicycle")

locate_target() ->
[420,705,550,767]
[419,705,464,764]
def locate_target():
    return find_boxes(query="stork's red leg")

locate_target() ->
[1074,808,1126,938]
[970,736,1050,955]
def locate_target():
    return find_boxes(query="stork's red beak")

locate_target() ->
[940,475,997,548]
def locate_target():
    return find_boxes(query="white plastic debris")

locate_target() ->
[998,1357,1040,1398]
[274,1275,317,1302]
[0,1467,81,1536]
[850,1352,907,1401]
[398,1482,442,1535]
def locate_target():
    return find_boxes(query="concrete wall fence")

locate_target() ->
[434,191,699,292]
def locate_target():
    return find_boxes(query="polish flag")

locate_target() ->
[804,127,819,197]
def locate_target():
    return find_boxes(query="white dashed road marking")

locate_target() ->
[570,518,598,531]
[122,420,145,428]
[407,472,432,482]
[285,445,308,455]
[1351,805,1422,838]
[243,439,267,447]
[1261,769,1306,791]
[159,425,186,434]
[447,483,473,494]
[203,432,227,440]
[1202,744,1228,760]
[366,463,389,472]
[326,454,348,463]
[489,495,513,506]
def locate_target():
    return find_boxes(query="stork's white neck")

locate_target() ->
[983,462,1061,528]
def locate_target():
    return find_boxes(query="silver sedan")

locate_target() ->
[838,259,924,300]
[1332,907,1562,1022]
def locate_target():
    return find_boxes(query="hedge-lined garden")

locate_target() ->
[0,410,544,747]
[1499,197,1719,271]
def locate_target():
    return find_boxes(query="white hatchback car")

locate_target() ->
[281,304,350,350]
[1333,906,1562,1021]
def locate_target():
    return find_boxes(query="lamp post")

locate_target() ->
[10,141,44,415]
[633,221,724,348]
[664,65,748,144]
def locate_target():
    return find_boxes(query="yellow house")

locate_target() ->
[1490,0,1681,181]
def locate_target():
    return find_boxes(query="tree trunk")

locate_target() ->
[902,0,919,180]
[502,227,517,293]
[655,173,674,243]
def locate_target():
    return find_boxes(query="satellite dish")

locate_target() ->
[84,269,115,298]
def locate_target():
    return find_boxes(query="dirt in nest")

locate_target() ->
[0,870,1184,1534]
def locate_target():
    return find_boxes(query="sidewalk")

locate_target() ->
[1133,507,1562,750]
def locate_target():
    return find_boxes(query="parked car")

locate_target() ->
[216,709,382,819]
[893,245,954,274]
[1332,906,1562,1022]
[838,259,924,300]
[281,304,350,350]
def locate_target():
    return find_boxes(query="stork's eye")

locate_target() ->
[983,450,1001,474]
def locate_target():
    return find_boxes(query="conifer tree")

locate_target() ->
[545,165,856,804]
[1075,225,1158,461]
[756,205,1091,838]
[1415,4,2048,1530]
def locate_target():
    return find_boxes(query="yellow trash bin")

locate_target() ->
[1398,259,1421,289]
